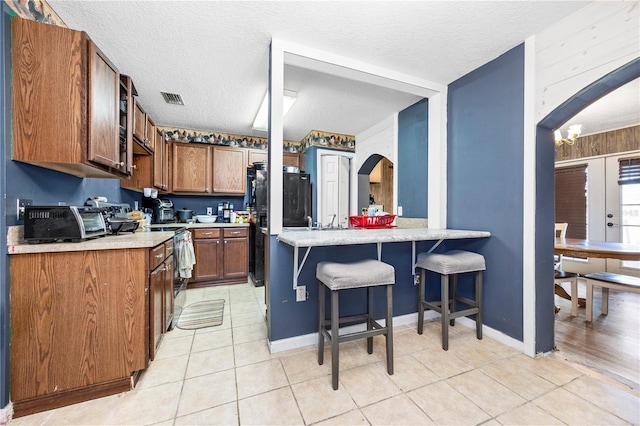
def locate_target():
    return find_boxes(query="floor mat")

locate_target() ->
[176,299,225,330]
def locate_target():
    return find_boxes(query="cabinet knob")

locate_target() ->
[131,164,138,170]
[118,161,125,167]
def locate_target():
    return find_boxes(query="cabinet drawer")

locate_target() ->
[193,228,221,239]
[164,240,174,258]
[150,243,165,270]
[224,228,248,238]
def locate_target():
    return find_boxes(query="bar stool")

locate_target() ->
[317,259,395,390]
[416,250,485,350]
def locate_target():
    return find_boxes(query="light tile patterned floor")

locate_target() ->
[8,282,640,425]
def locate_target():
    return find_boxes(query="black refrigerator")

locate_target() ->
[249,170,312,286]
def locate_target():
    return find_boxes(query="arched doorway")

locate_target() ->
[534,58,640,353]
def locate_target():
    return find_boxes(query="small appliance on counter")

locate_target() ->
[142,197,175,224]
[85,199,139,235]
[24,205,108,243]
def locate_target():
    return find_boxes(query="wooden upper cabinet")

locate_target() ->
[87,41,121,171]
[248,149,268,166]
[153,130,169,190]
[133,101,154,152]
[172,143,212,193]
[11,17,128,179]
[213,146,246,194]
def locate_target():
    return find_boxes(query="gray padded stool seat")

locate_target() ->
[416,250,485,350]
[317,259,395,390]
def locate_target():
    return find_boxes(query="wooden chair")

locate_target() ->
[555,223,579,315]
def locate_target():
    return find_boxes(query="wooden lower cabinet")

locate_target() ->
[192,228,222,282]
[10,248,149,417]
[192,227,248,285]
[149,239,174,360]
[9,238,176,417]
[223,228,249,279]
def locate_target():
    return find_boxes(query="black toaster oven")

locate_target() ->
[24,206,108,243]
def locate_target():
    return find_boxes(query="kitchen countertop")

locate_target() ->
[7,227,176,255]
[277,227,491,248]
[7,221,251,254]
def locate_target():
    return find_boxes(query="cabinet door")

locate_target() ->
[193,238,222,282]
[248,149,268,166]
[172,143,212,193]
[133,101,146,143]
[284,152,300,168]
[149,263,164,360]
[146,116,155,152]
[223,237,248,278]
[153,129,166,189]
[87,41,121,172]
[213,146,246,194]
[164,255,174,332]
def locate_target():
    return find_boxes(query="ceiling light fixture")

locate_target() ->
[554,124,582,146]
[252,90,297,132]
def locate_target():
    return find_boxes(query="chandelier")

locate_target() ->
[554,125,582,146]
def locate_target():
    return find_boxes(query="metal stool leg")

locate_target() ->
[441,274,449,351]
[318,281,325,365]
[331,290,340,390]
[417,268,425,334]
[386,283,394,375]
[367,287,374,354]
[476,271,483,340]
[450,274,457,327]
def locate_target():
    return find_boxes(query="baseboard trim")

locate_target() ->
[268,311,524,354]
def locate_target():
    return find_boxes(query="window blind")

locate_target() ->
[618,157,640,185]
[555,164,587,239]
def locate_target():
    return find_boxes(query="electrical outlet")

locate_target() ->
[17,198,32,220]
[414,274,420,285]
[296,285,307,302]
[398,206,403,216]
[206,207,213,216]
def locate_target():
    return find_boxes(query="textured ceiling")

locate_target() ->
[46,0,631,143]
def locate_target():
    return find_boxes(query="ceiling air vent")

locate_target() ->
[161,92,184,106]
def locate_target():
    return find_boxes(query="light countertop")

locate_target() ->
[8,227,176,255]
[277,227,491,248]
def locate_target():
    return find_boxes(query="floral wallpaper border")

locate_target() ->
[157,126,356,154]
[5,0,65,26]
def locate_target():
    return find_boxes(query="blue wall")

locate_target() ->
[447,44,525,341]
[398,99,428,218]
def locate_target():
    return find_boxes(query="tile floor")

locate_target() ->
[8,282,640,425]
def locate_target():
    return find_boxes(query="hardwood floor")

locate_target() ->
[554,279,640,391]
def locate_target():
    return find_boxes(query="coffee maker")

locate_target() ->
[142,197,175,223]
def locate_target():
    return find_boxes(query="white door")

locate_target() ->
[604,154,640,275]
[319,153,351,227]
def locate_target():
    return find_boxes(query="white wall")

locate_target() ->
[354,115,398,214]
[535,1,639,122]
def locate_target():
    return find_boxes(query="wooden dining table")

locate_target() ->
[554,237,640,307]
[555,237,640,262]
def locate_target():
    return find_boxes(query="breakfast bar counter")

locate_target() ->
[277,227,491,289]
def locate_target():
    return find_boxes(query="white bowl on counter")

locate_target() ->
[196,215,217,223]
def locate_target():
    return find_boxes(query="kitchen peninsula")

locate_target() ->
[278,226,491,287]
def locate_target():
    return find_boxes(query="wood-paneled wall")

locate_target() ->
[369,157,393,212]
[555,125,639,161]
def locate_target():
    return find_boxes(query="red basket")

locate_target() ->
[349,214,397,229]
